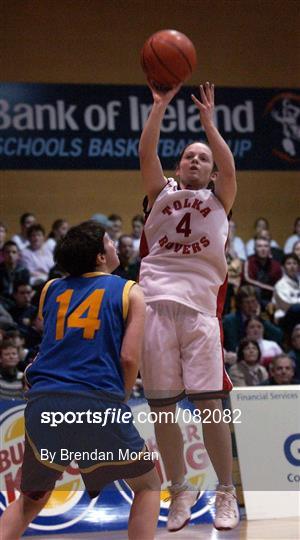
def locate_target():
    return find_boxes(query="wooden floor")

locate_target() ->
[26,518,300,539]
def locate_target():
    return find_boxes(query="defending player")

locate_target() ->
[0,221,160,540]
[138,82,239,531]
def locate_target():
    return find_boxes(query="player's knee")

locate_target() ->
[128,467,161,493]
[21,491,51,512]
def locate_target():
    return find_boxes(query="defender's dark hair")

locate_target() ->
[54,220,106,276]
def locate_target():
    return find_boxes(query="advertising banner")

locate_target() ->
[0,398,216,536]
[231,386,300,520]
[0,83,299,170]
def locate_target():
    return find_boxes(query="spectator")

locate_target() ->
[246,217,279,256]
[284,217,300,254]
[258,229,284,263]
[5,329,28,364]
[113,235,140,281]
[243,238,282,308]
[0,341,24,399]
[227,220,246,261]
[9,281,36,328]
[21,224,54,286]
[262,355,300,385]
[0,222,7,263]
[288,324,300,379]
[0,241,30,300]
[90,213,113,231]
[131,214,145,256]
[223,285,283,352]
[224,238,243,314]
[108,213,123,245]
[24,309,43,349]
[0,304,17,331]
[292,240,300,260]
[245,316,283,367]
[273,254,300,322]
[46,219,69,253]
[12,212,36,251]
[228,339,268,386]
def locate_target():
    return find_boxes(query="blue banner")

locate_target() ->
[0,83,299,170]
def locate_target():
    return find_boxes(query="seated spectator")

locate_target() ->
[108,213,123,245]
[5,329,28,363]
[131,214,145,256]
[246,217,279,257]
[11,212,36,251]
[0,341,24,399]
[227,220,246,261]
[113,235,140,281]
[228,339,268,386]
[90,213,113,231]
[262,355,300,385]
[224,238,243,314]
[284,217,300,254]
[46,219,69,253]
[258,229,284,263]
[21,224,54,286]
[0,303,17,331]
[243,237,282,309]
[223,285,283,352]
[292,239,300,260]
[24,309,43,349]
[273,254,300,322]
[0,222,7,263]
[0,241,30,300]
[288,324,300,379]
[245,316,283,367]
[9,281,36,328]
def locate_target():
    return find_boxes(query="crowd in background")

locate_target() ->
[0,213,299,400]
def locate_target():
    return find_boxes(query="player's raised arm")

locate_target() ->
[120,284,145,399]
[191,82,237,214]
[139,83,181,207]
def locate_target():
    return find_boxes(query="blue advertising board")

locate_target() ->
[0,83,299,170]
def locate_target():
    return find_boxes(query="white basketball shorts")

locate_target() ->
[141,301,232,406]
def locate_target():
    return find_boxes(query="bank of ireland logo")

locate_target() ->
[115,404,216,524]
[264,93,300,163]
[0,405,99,532]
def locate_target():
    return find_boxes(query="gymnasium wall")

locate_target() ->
[1,0,299,243]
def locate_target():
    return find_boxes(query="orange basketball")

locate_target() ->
[141,29,197,91]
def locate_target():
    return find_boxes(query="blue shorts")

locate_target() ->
[21,393,154,499]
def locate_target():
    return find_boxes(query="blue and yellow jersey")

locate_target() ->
[26,273,135,401]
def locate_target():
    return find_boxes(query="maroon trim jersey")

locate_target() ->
[139,178,229,318]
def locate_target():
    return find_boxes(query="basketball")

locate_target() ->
[141,29,197,91]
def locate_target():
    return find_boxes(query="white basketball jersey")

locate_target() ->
[139,178,229,317]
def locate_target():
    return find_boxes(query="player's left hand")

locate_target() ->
[191,82,215,127]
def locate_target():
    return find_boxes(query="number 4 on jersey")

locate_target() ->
[176,212,192,238]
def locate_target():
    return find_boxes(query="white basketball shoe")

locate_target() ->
[167,483,200,532]
[213,486,240,530]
